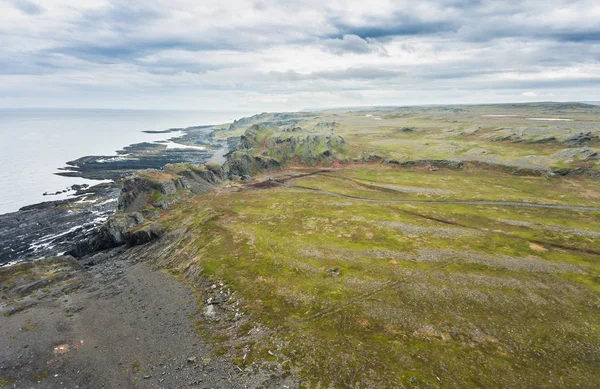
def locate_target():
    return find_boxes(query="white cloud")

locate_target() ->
[0,0,599,110]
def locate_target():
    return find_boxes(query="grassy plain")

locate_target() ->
[148,103,600,388]
[150,170,599,387]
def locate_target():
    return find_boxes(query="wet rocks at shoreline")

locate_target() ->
[0,125,229,266]
[42,183,91,196]
[0,184,120,265]
[56,127,227,180]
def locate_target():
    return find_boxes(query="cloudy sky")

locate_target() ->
[1,0,599,111]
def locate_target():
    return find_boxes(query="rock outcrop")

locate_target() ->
[231,124,348,167]
[70,212,145,257]
[69,122,351,259]
[119,164,227,212]
[552,147,599,161]
[71,163,230,257]
[224,151,281,179]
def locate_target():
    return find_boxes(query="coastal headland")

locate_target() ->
[2,103,599,388]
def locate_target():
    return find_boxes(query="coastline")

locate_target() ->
[0,109,249,214]
[0,123,231,266]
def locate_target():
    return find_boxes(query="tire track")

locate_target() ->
[305,280,400,321]
[287,184,600,211]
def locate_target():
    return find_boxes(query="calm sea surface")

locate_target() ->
[0,109,250,215]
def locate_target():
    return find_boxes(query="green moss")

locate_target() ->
[20,323,37,331]
[0,377,16,387]
[122,104,600,387]
[131,362,142,373]
[148,190,164,204]
[146,164,600,387]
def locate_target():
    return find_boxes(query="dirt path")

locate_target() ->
[241,170,600,211]
[288,184,600,211]
[0,256,270,388]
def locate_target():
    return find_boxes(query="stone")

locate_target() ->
[325,268,341,277]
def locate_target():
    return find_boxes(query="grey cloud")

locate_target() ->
[482,77,600,90]
[321,35,387,55]
[1,0,600,109]
[74,2,164,29]
[460,25,600,43]
[326,2,600,45]
[8,0,42,15]
[269,67,403,82]
[330,13,458,39]
[552,31,600,43]
[42,2,311,65]
[312,67,403,80]
[50,40,230,64]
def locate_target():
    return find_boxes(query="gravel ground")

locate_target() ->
[498,218,600,238]
[379,221,479,238]
[1,256,293,388]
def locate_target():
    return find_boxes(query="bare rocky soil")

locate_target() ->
[0,255,296,388]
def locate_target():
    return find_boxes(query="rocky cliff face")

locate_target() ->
[231,124,349,167]
[71,163,229,257]
[70,123,350,259]
[118,163,227,212]
[224,151,281,179]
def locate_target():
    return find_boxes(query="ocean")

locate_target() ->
[0,109,249,215]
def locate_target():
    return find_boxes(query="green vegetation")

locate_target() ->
[135,163,598,388]
[20,321,37,332]
[215,103,599,174]
[131,361,142,373]
[120,103,600,387]
[0,377,16,387]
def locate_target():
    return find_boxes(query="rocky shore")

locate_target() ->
[56,125,226,180]
[0,125,228,266]
[0,122,301,387]
[0,184,119,265]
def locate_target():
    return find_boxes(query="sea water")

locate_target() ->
[0,109,249,214]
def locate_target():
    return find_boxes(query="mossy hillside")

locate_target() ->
[1,257,83,305]
[101,103,600,387]
[214,103,600,173]
[234,124,350,167]
[289,165,600,206]
[139,165,600,388]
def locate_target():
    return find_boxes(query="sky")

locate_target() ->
[1,0,599,111]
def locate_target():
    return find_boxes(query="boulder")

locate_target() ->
[70,212,144,257]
